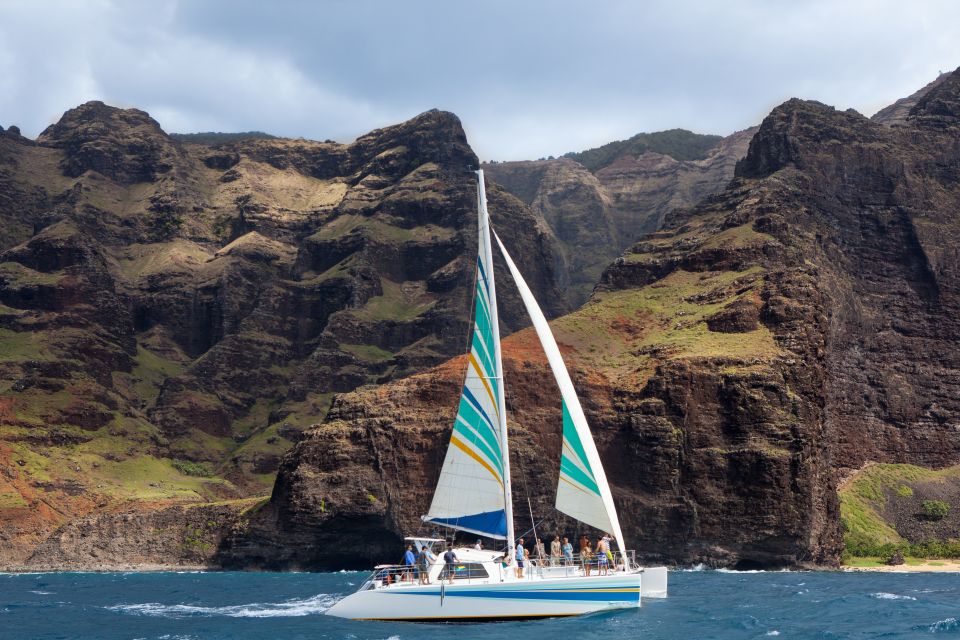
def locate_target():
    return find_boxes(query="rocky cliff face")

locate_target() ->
[484,128,755,304]
[229,69,960,570]
[0,104,567,566]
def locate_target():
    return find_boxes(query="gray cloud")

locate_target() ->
[1,0,958,160]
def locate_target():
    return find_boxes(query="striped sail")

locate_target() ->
[492,230,628,558]
[423,171,510,539]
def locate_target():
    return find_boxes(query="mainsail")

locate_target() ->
[492,230,628,559]
[423,171,513,541]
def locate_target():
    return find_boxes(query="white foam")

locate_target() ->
[716,568,794,574]
[28,590,54,595]
[870,592,917,601]
[766,631,780,636]
[928,617,960,633]
[106,593,338,618]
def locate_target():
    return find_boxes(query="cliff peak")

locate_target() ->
[351,108,477,171]
[735,98,872,179]
[36,101,180,184]
[909,65,960,125]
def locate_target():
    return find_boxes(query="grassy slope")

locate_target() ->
[840,463,960,561]
[564,129,724,172]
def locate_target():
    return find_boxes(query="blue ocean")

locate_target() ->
[2,569,959,639]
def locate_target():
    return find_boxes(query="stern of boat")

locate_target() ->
[640,566,668,598]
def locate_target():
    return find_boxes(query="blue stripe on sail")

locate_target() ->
[477,257,490,296]
[455,399,501,466]
[454,418,502,471]
[426,509,507,538]
[462,386,495,433]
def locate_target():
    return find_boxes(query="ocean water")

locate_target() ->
[2,569,959,639]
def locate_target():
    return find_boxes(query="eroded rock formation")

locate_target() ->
[225,68,960,570]
[0,104,567,565]
[484,128,756,304]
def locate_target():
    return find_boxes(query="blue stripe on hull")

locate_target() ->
[386,587,639,602]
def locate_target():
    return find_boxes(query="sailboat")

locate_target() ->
[325,170,668,622]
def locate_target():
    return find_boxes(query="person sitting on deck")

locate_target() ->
[515,538,526,579]
[443,545,459,584]
[475,539,483,550]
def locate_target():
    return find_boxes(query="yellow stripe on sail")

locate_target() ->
[469,353,500,422]
[559,474,595,497]
[451,434,503,487]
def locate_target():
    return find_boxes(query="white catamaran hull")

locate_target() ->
[326,568,667,622]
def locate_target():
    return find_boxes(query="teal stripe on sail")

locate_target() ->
[560,457,600,495]
[471,332,495,377]
[475,279,492,326]
[560,400,600,495]
[453,421,502,479]
[455,398,502,467]
[473,299,495,374]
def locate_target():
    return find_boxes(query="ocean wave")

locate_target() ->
[870,592,917,601]
[715,568,795,574]
[766,631,780,637]
[106,593,337,618]
[925,617,960,633]
[28,590,54,595]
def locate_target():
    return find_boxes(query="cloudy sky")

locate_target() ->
[1,0,959,160]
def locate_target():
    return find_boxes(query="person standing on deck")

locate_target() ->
[550,536,561,566]
[562,537,574,565]
[601,533,615,567]
[534,538,546,566]
[581,539,593,577]
[475,539,483,550]
[417,545,432,584]
[596,537,609,576]
[515,538,526,579]
[403,544,416,582]
[579,535,590,556]
[443,545,459,585]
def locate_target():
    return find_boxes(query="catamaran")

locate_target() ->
[325,170,668,622]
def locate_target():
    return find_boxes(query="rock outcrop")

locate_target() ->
[0,104,567,565]
[484,128,755,304]
[224,68,960,570]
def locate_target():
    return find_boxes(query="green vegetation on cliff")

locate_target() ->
[840,463,960,560]
[564,128,723,172]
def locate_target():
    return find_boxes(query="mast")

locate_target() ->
[477,169,515,555]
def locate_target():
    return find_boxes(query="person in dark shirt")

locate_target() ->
[417,545,432,584]
[443,545,459,584]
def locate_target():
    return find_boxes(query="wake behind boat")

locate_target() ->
[325,170,668,622]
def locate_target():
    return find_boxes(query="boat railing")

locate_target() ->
[361,549,639,589]
[524,549,636,577]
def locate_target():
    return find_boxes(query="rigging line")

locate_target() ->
[515,446,542,559]
[514,515,550,544]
